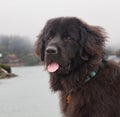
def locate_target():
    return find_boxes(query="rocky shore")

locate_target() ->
[0,64,17,79]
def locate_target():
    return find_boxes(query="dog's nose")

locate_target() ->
[46,46,58,54]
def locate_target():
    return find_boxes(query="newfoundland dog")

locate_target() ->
[35,17,120,117]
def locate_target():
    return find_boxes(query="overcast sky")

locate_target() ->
[0,0,120,48]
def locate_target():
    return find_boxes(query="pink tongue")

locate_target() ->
[47,63,59,73]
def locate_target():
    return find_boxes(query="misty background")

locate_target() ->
[0,0,120,65]
[0,0,120,46]
[0,0,120,66]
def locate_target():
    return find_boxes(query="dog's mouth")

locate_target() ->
[47,62,59,73]
[46,61,71,74]
[45,53,72,74]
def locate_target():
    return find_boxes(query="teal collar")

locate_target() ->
[84,71,97,84]
[66,71,97,104]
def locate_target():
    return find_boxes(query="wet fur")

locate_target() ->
[35,17,120,117]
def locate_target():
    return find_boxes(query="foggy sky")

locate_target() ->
[0,0,120,48]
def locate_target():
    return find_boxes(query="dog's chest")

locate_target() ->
[60,91,85,117]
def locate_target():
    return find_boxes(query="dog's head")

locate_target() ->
[35,17,106,75]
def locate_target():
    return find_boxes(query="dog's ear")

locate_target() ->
[79,20,107,65]
[35,31,45,61]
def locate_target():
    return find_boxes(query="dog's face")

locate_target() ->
[43,18,83,74]
[35,17,106,75]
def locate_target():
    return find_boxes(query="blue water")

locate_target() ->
[0,66,61,117]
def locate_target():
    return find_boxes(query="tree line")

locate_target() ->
[0,35,120,66]
[0,35,40,66]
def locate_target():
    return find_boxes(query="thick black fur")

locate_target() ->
[35,17,120,117]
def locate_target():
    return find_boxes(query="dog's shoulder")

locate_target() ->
[106,60,120,71]
[103,60,120,79]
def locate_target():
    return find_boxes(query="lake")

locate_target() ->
[0,66,62,117]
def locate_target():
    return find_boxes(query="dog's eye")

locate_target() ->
[47,34,54,41]
[64,36,72,42]
[47,31,55,41]
[47,35,53,40]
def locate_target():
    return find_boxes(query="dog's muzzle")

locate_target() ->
[46,46,58,55]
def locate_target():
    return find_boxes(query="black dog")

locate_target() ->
[35,17,120,117]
